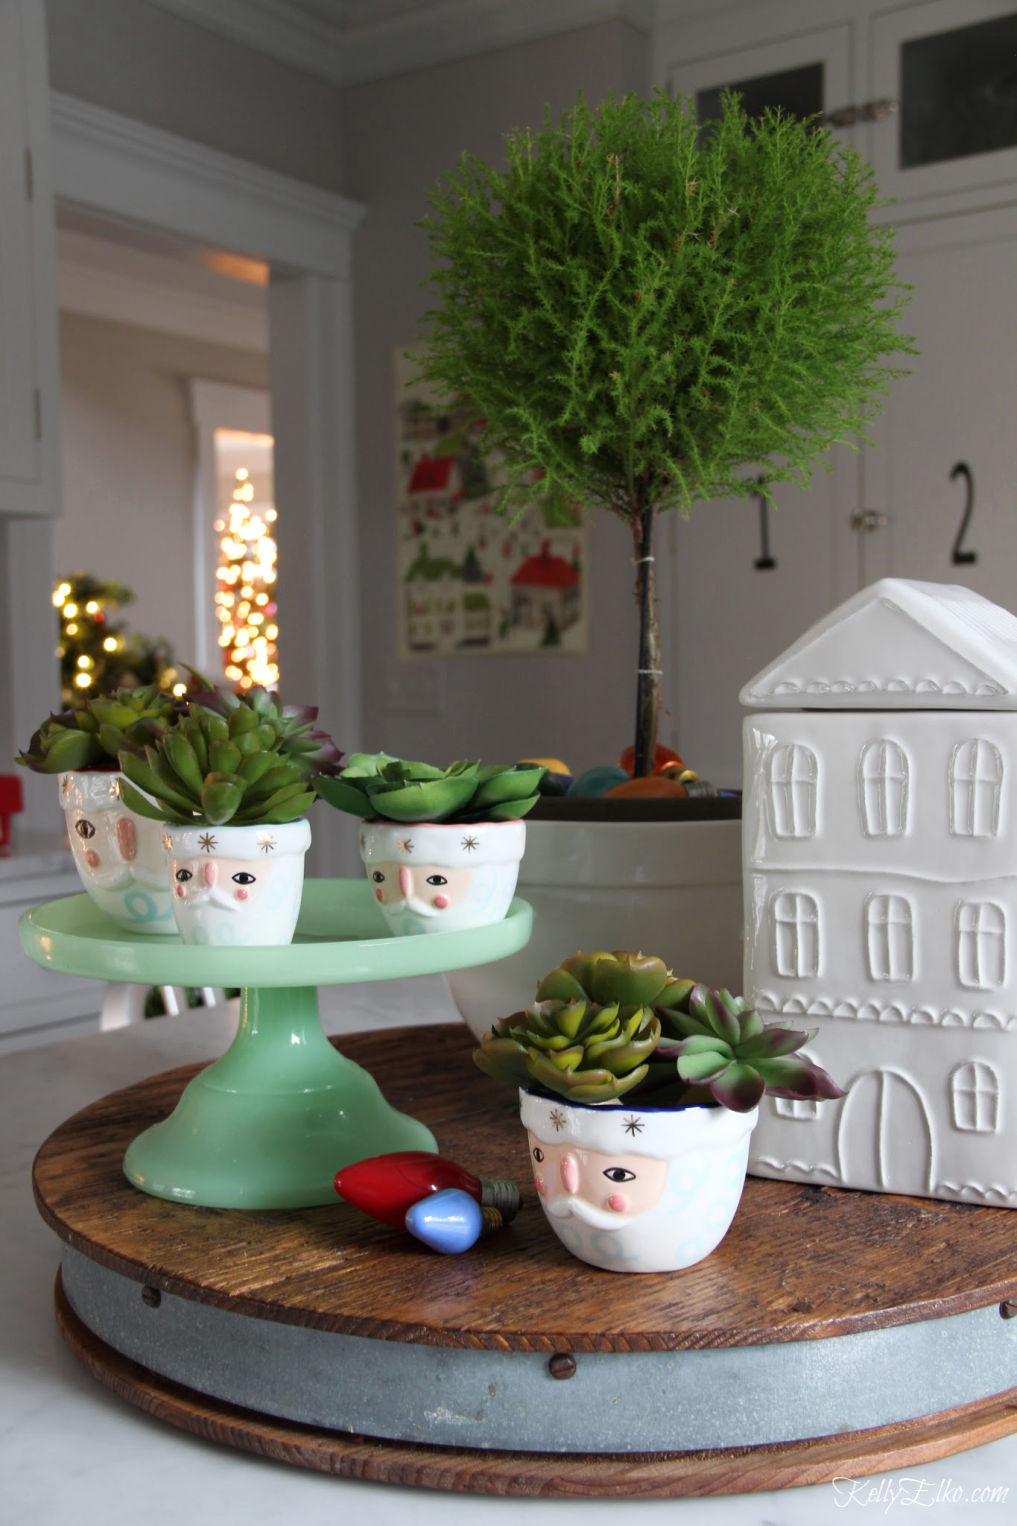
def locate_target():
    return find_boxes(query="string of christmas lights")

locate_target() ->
[213,466,279,690]
[52,574,181,702]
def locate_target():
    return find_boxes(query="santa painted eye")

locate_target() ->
[75,819,96,840]
[603,1167,636,1183]
[532,1147,545,1163]
[425,874,448,886]
[175,869,193,883]
[372,870,385,883]
[232,872,256,885]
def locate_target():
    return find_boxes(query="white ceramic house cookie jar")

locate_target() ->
[741,578,1017,1208]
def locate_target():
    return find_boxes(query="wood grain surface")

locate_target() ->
[34,1023,1017,1354]
[54,1276,1017,1497]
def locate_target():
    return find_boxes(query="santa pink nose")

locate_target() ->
[399,866,412,897]
[115,816,137,861]
[203,860,217,887]
[560,1154,579,1195]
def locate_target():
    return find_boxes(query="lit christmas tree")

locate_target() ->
[52,573,181,703]
[214,467,279,690]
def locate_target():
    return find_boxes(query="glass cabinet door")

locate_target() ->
[666,26,852,129]
[871,0,1017,204]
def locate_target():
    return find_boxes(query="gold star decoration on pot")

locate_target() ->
[461,834,479,853]
[198,833,217,853]
[257,834,276,853]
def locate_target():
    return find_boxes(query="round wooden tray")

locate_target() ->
[34,1024,1017,1495]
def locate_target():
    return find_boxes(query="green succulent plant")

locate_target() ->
[659,984,844,1112]
[315,753,544,824]
[15,685,179,774]
[474,997,662,1103]
[189,676,342,779]
[117,701,318,827]
[473,950,844,1112]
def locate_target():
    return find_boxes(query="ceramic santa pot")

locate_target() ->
[165,818,311,946]
[359,818,525,936]
[520,1088,758,1273]
[59,770,176,934]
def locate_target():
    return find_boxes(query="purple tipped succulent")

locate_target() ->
[662,984,846,1113]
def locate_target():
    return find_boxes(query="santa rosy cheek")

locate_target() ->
[606,1193,628,1213]
[236,889,249,901]
[534,1175,546,1196]
[375,888,383,901]
[432,894,450,909]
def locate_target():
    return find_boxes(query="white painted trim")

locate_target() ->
[49,88,364,873]
[150,0,655,85]
[50,92,363,278]
[57,234,269,353]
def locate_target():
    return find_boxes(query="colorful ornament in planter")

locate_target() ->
[473,950,842,1272]
[741,577,1017,1207]
[316,753,541,936]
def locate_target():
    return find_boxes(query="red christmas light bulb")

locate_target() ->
[334,1150,519,1229]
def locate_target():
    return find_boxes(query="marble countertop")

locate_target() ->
[0,829,75,883]
[3,975,1016,1526]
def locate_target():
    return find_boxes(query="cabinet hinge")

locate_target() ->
[850,509,889,534]
[820,99,897,130]
[24,148,34,202]
[33,388,42,441]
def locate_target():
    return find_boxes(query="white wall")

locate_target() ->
[342,19,656,774]
[55,312,269,671]
[45,5,668,775]
[44,0,346,191]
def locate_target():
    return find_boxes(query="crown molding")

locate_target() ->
[50,92,364,278]
[148,0,656,87]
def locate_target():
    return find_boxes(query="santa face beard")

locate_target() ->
[81,856,134,892]
[540,1193,639,1230]
[175,882,246,913]
[386,891,444,919]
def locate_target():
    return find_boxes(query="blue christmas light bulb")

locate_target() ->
[404,1187,487,1254]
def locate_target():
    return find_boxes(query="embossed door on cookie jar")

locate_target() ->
[837,1069,935,1197]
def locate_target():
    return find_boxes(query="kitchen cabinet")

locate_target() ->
[0,0,61,516]
[654,2,1017,786]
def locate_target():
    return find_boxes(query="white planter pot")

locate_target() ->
[59,770,176,934]
[359,818,525,936]
[446,814,743,1037]
[520,1088,757,1273]
[165,818,311,946]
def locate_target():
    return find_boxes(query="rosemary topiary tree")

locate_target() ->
[417,90,913,776]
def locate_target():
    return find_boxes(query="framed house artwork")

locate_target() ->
[741,578,1017,1208]
[395,347,588,659]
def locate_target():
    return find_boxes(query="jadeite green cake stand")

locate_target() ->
[20,880,532,1211]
